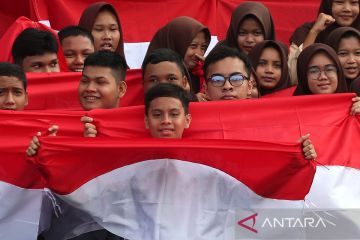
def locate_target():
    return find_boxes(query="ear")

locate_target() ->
[182,75,188,89]
[118,81,127,98]
[247,80,253,97]
[25,92,29,106]
[185,114,192,129]
[144,116,149,129]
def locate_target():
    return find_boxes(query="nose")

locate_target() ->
[161,114,171,124]
[347,54,356,63]
[343,1,351,11]
[245,34,255,43]
[5,92,15,106]
[103,30,111,39]
[265,64,274,73]
[85,81,97,92]
[43,65,52,73]
[74,54,84,65]
[318,70,328,80]
[222,78,233,91]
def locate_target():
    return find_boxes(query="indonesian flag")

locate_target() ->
[22,93,360,239]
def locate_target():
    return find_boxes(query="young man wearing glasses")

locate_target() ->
[203,45,252,101]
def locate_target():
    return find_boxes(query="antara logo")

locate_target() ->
[237,213,258,233]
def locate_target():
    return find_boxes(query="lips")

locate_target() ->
[344,66,359,75]
[317,83,331,90]
[242,45,254,53]
[83,95,100,102]
[261,76,276,83]
[100,42,113,51]
[158,128,174,136]
[221,95,237,100]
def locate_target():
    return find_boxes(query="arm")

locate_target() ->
[303,13,335,49]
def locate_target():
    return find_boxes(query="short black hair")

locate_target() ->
[83,51,127,84]
[141,48,187,78]
[145,83,190,115]
[58,25,94,45]
[12,28,58,66]
[0,62,27,90]
[203,45,252,79]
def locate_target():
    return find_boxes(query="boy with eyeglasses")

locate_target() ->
[203,45,317,160]
[203,45,253,101]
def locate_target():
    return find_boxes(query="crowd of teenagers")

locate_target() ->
[0,0,359,239]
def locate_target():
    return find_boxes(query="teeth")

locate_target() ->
[85,96,98,101]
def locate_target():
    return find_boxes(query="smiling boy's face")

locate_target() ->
[145,96,191,139]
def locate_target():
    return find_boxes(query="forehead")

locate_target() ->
[192,31,206,42]
[339,36,360,48]
[260,47,281,59]
[308,51,335,66]
[83,65,117,80]
[0,76,24,89]
[239,16,262,29]
[206,57,246,76]
[94,10,118,24]
[23,53,58,64]
[149,97,183,110]
[144,61,183,77]
[62,35,94,49]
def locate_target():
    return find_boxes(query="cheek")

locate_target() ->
[254,36,265,43]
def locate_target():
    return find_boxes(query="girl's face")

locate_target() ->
[255,47,282,89]
[184,31,208,71]
[337,36,360,80]
[92,10,120,52]
[307,52,339,94]
[249,73,259,98]
[332,0,359,26]
[237,17,264,55]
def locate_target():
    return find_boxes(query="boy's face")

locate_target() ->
[78,66,126,110]
[22,53,60,73]
[204,57,251,101]
[62,35,94,72]
[145,97,191,139]
[0,76,28,110]
[143,61,187,93]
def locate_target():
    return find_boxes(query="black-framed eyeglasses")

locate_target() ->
[207,73,248,87]
[307,65,337,80]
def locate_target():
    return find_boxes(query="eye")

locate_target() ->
[351,0,359,6]
[0,89,4,95]
[80,78,89,84]
[254,31,263,37]
[168,76,178,81]
[189,43,197,49]
[274,62,282,69]
[238,30,247,36]
[171,112,180,117]
[13,89,24,96]
[201,45,208,51]
[152,112,161,118]
[337,51,349,57]
[355,50,360,56]
[50,61,58,68]
[149,78,158,83]
[257,60,267,66]
[32,64,42,69]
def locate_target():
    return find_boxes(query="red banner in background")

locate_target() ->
[1,0,320,44]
